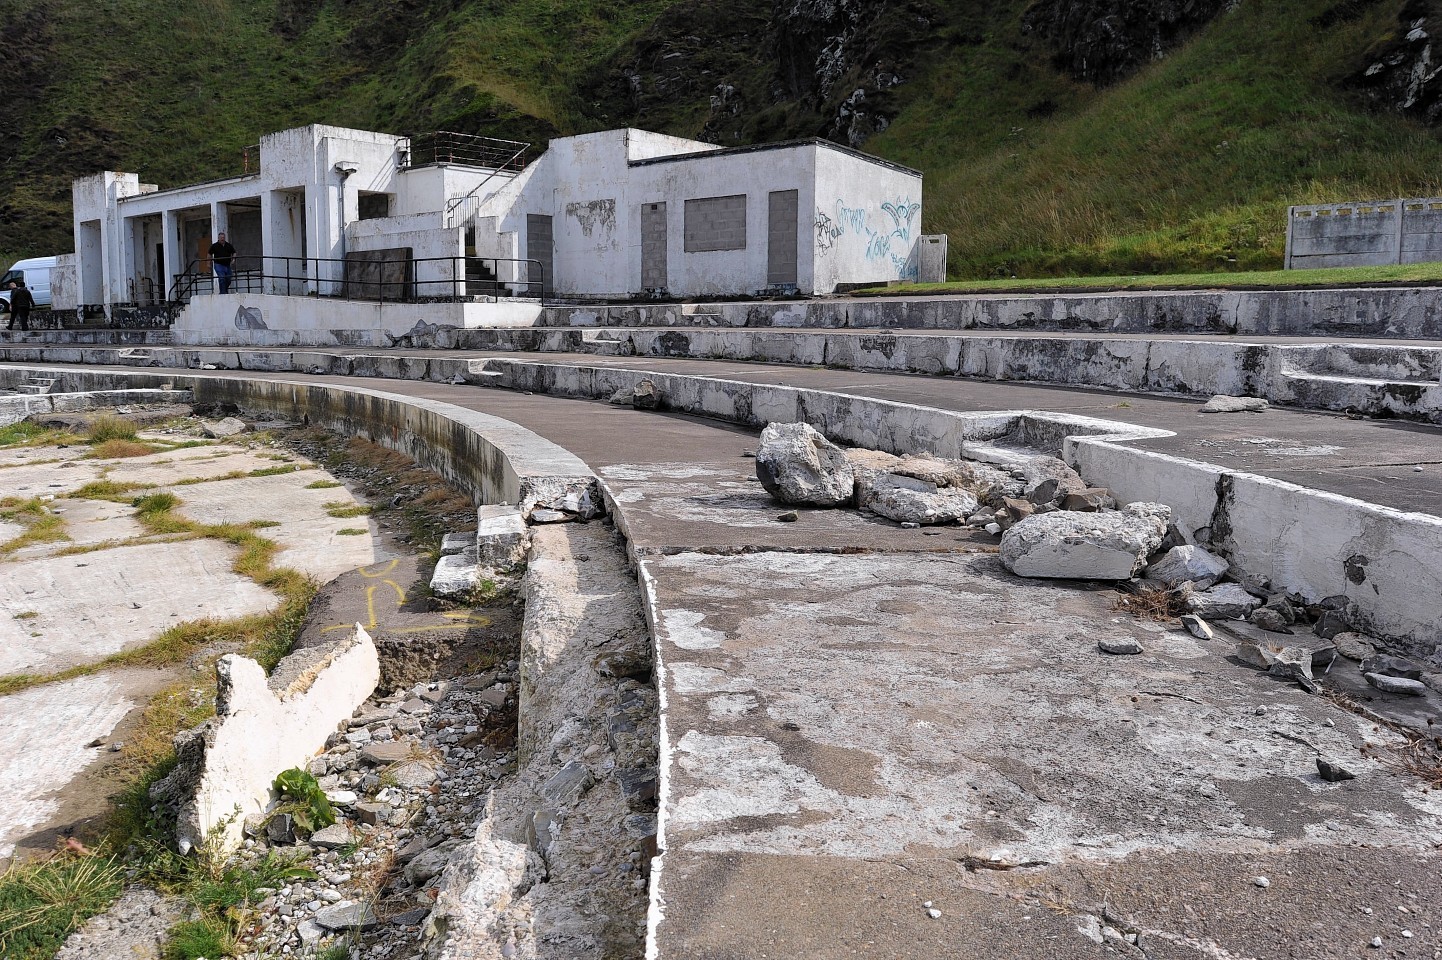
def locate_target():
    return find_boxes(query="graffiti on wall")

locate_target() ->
[814,197,921,280]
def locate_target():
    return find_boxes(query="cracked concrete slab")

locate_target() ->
[0,539,280,675]
[645,550,1442,958]
[148,472,390,582]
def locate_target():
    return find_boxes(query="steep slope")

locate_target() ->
[5,0,1442,279]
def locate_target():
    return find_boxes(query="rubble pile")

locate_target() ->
[755,421,1442,699]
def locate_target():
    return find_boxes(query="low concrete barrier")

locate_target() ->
[0,388,193,426]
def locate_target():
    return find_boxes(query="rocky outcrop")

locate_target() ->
[1022,0,1232,84]
[1350,1,1442,125]
[584,0,935,148]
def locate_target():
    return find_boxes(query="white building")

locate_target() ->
[70,123,924,340]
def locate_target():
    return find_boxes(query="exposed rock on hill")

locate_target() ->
[1351,0,1442,124]
[1022,0,1232,84]
[585,0,936,147]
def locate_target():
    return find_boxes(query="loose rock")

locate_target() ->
[1365,673,1427,696]
[856,470,978,525]
[1199,395,1269,414]
[755,422,855,507]
[1147,545,1230,590]
[1316,758,1357,782]
[999,503,1168,580]
[1098,638,1144,655]
[1186,583,1262,620]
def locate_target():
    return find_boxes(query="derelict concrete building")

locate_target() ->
[67,123,924,341]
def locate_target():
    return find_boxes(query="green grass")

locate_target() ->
[0,855,126,959]
[870,0,1442,277]
[0,422,71,447]
[85,414,139,443]
[862,262,1442,296]
[305,479,343,489]
[323,500,371,519]
[0,496,69,555]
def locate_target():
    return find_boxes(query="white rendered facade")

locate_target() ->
[71,123,923,322]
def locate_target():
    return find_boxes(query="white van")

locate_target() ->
[0,256,58,316]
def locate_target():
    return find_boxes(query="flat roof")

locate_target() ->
[117,172,262,204]
[628,137,922,178]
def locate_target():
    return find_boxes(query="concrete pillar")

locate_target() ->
[161,209,183,300]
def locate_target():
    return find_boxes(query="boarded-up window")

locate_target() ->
[684,195,747,252]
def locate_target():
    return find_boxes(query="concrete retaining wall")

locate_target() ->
[541,286,1442,339]
[0,388,193,426]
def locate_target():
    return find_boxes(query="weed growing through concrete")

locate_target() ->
[0,421,70,447]
[324,500,372,519]
[305,480,343,489]
[0,496,70,555]
[337,527,367,536]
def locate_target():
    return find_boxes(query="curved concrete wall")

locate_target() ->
[0,366,597,515]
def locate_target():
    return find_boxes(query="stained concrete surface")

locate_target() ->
[647,549,1442,959]
[0,672,155,859]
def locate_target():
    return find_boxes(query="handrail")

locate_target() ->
[444,140,532,222]
[171,254,547,305]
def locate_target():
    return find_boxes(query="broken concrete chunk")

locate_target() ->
[1062,487,1115,512]
[476,504,529,571]
[1365,673,1428,696]
[632,378,659,410]
[1147,545,1230,590]
[856,470,978,525]
[1019,457,1087,506]
[1181,614,1215,640]
[439,532,474,557]
[608,386,634,406]
[313,901,378,932]
[755,422,854,507]
[429,551,478,599]
[202,416,248,438]
[1267,647,1315,682]
[360,739,417,766]
[1198,395,1269,414]
[999,508,1167,580]
[1250,606,1295,634]
[1359,654,1423,680]
[1186,583,1262,620]
[1332,632,1378,661]
[310,824,352,849]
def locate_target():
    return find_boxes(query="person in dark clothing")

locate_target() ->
[209,232,237,294]
[6,280,33,331]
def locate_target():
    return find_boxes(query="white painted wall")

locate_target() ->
[811,148,924,292]
[174,291,543,345]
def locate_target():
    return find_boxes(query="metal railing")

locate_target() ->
[403,131,531,172]
[170,254,547,304]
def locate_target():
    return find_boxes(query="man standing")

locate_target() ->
[209,231,237,294]
[6,280,33,331]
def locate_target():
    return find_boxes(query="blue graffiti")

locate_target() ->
[816,197,923,267]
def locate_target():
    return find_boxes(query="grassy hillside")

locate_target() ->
[871,0,1442,277]
[4,0,1442,280]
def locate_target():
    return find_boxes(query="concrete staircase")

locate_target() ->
[1277,344,1442,419]
[15,376,58,395]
